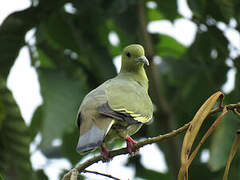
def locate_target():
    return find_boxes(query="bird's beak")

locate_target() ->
[137,56,149,66]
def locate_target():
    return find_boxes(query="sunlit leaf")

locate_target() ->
[156,34,186,58]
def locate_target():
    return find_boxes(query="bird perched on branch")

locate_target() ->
[76,44,153,160]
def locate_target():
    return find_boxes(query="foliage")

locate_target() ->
[0,0,240,179]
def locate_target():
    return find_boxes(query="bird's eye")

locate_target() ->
[126,52,131,57]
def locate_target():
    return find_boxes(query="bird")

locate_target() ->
[76,44,153,160]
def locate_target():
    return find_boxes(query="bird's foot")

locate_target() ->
[126,136,139,155]
[101,145,111,162]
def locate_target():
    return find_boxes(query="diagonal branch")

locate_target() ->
[83,170,121,180]
[62,123,190,180]
[62,101,240,180]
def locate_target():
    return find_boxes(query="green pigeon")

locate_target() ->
[76,44,153,159]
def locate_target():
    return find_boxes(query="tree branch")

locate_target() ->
[82,169,121,180]
[62,101,240,180]
[62,123,190,180]
[70,169,78,180]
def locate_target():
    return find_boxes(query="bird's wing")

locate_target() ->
[76,87,114,153]
[98,77,153,124]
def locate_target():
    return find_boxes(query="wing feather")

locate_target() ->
[105,77,153,124]
[98,102,139,124]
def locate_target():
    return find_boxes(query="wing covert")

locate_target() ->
[105,78,153,123]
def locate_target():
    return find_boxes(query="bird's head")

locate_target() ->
[120,44,149,73]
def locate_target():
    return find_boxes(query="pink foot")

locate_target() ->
[126,136,138,155]
[101,145,110,161]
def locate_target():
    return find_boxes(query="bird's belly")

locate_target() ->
[126,123,143,136]
[103,122,142,144]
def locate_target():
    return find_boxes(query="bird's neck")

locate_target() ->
[119,66,149,90]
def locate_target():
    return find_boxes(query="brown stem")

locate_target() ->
[209,102,240,115]
[233,108,240,119]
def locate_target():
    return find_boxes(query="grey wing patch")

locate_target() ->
[97,102,139,125]
[76,124,106,153]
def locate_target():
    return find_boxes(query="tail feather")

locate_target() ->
[76,124,106,153]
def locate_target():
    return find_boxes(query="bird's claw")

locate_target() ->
[126,136,139,155]
[101,145,111,162]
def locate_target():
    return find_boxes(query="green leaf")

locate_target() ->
[189,162,222,179]
[36,48,55,68]
[0,7,39,79]
[187,0,235,22]
[113,3,138,40]
[208,108,239,171]
[29,105,44,140]
[39,11,79,53]
[101,0,133,14]
[62,127,81,165]
[187,0,207,20]
[156,0,179,21]
[147,8,164,21]
[156,34,186,58]
[37,68,86,149]
[0,79,35,179]
[160,57,229,127]
[187,27,229,63]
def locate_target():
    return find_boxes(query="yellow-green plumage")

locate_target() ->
[76,44,153,154]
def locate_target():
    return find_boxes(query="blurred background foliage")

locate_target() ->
[0,0,240,179]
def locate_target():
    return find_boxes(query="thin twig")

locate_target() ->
[233,108,240,119]
[62,123,190,180]
[223,132,240,180]
[209,102,240,115]
[83,170,121,180]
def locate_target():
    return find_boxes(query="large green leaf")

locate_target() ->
[208,113,239,171]
[0,7,40,79]
[37,68,86,150]
[39,11,79,53]
[156,34,186,58]
[36,8,116,83]
[0,79,44,180]
[0,0,66,80]
[62,127,81,165]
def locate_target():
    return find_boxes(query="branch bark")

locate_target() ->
[62,101,240,180]
[62,123,190,180]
